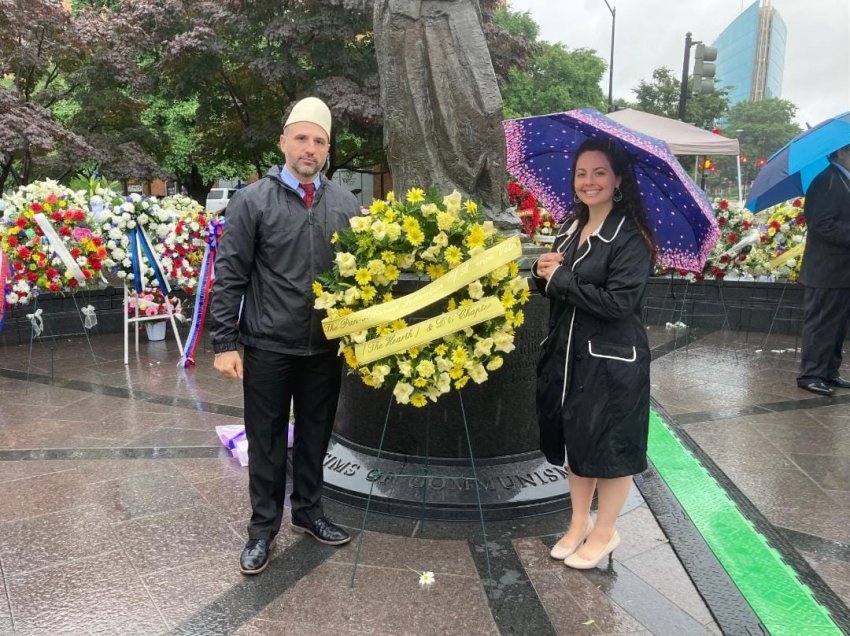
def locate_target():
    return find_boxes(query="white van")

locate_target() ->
[205,188,237,213]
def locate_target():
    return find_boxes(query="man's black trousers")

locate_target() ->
[242,346,343,541]
[798,286,850,384]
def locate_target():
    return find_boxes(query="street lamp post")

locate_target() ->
[602,0,616,112]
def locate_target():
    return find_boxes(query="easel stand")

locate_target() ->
[25,292,100,382]
[123,285,185,364]
[349,391,494,599]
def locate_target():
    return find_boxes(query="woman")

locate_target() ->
[533,138,656,569]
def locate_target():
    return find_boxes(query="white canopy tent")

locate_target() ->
[605,108,743,203]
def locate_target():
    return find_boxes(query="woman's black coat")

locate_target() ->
[533,212,651,477]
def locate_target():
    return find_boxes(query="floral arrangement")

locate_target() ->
[701,198,759,280]
[127,287,184,319]
[155,195,214,294]
[101,193,176,287]
[748,198,806,282]
[314,187,529,407]
[507,181,557,241]
[0,181,106,305]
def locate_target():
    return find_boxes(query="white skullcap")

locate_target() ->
[284,97,332,139]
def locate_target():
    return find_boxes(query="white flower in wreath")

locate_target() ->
[786,259,797,268]
[393,382,414,404]
[385,222,402,241]
[436,372,451,393]
[486,356,504,371]
[468,363,488,384]
[473,337,494,357]
[121,204,134,215]
[397,360,413,377]
[335,252,357,277]
[420,203,438,217]
[5,292,18,305]
[350,329,369,344]
[397,253,415,269]
[415,359,436,378]
[433,231,449,248]
[350,216,371,233]
[370,220,388,241]
[442,190,462,213]
[493,330,516,353]
[467,280,484,300]
[435,357,452,373]
[129,193,142,203]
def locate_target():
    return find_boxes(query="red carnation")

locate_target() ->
[795,215,805,226]
[7,236,18,248]
[760,235,769,243]
[63,210,74,221]
[51,211,63,222]
[88,257,102,271]
[46,267,58,279]
[68,278,79,288]
[31,202,42,212]
[727,232,739,244]
[15,217,27,228]
[738,253,748,261]
[92,237,103,247]
[49,282,60,292]
[769,220,781,230]
[27,271,38,283]
[742,220,752,229]
[59,226,71,237]
[718,199,729,210]
[73,210,85,221]
[17,247,31,259]
[70,248,82,258]
[83,269,93,279]
[719,254,730,264]
[717,216,727,225]
[46,193,58,204]
[792,198,802,208]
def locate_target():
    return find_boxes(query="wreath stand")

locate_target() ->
[348,390,495,599]
[123,284,185,364]
[24,291,101,383]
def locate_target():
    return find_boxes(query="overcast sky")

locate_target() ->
[507,0,849,127]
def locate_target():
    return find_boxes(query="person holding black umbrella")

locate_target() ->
[796,144,850,396]
[533,138,656,569]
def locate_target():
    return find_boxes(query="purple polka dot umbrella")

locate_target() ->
[502,108,720,272]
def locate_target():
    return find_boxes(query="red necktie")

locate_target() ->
[302,183,315,208]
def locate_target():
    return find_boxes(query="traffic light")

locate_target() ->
[702,158,713,170]
[693,44,717,94]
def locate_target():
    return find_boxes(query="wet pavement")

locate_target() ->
[0,324,848,635]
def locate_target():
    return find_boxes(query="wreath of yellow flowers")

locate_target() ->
[314,187,530,407]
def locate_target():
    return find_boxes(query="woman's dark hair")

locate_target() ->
[570,138,657,264]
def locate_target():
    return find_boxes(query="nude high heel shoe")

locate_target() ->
[563,530,620,569]
[549,516,594,560]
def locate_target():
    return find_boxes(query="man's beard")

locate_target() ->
[291,158,321,179]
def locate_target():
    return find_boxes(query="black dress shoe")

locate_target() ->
[798,381,834,396]
[827,376,850,389]
[291,517,351,545]
[239,538,271,575]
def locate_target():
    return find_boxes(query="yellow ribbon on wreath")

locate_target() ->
[322,236,521,340]
[767,240,805,270]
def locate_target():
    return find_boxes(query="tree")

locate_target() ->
[723,98,801,166]
[631,66,729,128]
[494,8,605,117]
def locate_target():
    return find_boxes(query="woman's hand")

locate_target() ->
[536,252,564,281]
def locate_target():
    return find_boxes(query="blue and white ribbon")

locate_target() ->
[128,225,171,296]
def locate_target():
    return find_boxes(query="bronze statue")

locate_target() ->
[374,0,513,223]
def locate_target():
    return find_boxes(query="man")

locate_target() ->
[797,144,850,396]
[209,97,360,574]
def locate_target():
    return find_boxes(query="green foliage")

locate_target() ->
[493,8,539,42]
[723,98,801,164]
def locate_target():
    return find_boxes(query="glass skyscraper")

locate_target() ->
[713,0,786,104]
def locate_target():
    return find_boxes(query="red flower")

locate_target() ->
[760,234,769,244]
[68,278,79,288]
[31,202,42,212]
[15,217,28,228]
[792,198,802,208]
[88,257,102,271]
[718,199,729,210]
[49,282,60,292]
[727,232,739,244]
[17,247,31,259]
[70,248,82,258]
[6,236,18,247]
[51,211,63,222]
[73,210,85,222]
[83,269,93,279]
[27,271,38,283]
[717,216,727,225]
[92,237,103,247]
[769,220,781,230]
[695,273,705,281]
[795,215,805,226]
[719,254,730,264]
[46,267,58,279]
[738,252,748,261]
[46,193,58,204]
[742,220,752,230]
[59,226,72,237]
